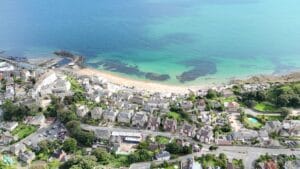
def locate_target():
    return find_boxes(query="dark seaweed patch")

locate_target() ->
[145,73,170,81]
[97,59,144,77]
[271,59,300,74]
[176,59,217,83]
[88,59,170,81]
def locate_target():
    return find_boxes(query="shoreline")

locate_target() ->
[75,67,214,94]
[74,67,300,94]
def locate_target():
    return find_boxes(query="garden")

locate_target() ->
[11,124,37,140]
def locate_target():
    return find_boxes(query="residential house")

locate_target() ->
[258,129,269,142]
[36,72,58,95]
[284,160,300,169]
[36,98,52,109]
[264,160,277,169]
[130,95,145,105]
[181,101,194,112]
[143,101,158,113]
[0,121,18,132]
[76,105,89,117]
[52,78,71,93]
[222,89,234,98]
[147,116,161,131]
[155,151,171,161]
[280,120,300,137]
[180,123,197,137]
[225,102,240,113]
[19,151,36,164]
[123,103,139,112]
[227,162,234,169]
[227,129,258,142]
[4,85,14,100]
[103,109,118,122]
[117,110,133,124]
[132,112,148,128]
[199,111,211,124]
[52,149,68,162]
[91,107,103,120]
[25,114,45,126]
[196,126,214,144]
[181,157,202,169]
[264,121,282,134]
[0,132,17,145]
[10,143,26,155]
[196,99,206,112]
[163,118,177,133]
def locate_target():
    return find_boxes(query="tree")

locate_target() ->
[58,110,78,124]
[209,145,218,151]
[255,91,267,102]
[277,94,289,107]
[206,89,218,99]
[66,120,95,146]
[2,100,30,121]
[59,155,97,169]
[280,107,291,118]
[63,138,77,153]
[76,131,95,146]
[127,149,152,164]
[66,121,81,134]
[38,140,61,155]
[165,142,191,155]
[92,148,112,165]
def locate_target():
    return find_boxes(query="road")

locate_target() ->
[82,124,300,169]
[244,108,281,117]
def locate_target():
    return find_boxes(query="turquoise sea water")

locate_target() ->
[0,0,300,85]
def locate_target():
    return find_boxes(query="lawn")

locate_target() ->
[220,96,237,103]
[256,115,285,122]
[67,76,85,93]
[155,136,170,144]
[11,124,37,140]
[167,112,182,120]
[254,102,278,112]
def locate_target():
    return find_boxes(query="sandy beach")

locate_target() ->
[76,67,212,94]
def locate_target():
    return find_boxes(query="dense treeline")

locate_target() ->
[66,120,95,147]
[239,82,300,108]
[2,100,39,121]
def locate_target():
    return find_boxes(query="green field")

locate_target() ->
[11,124,37,140]
[254,102,278,112]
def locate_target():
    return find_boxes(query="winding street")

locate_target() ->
[81,124,300,169]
